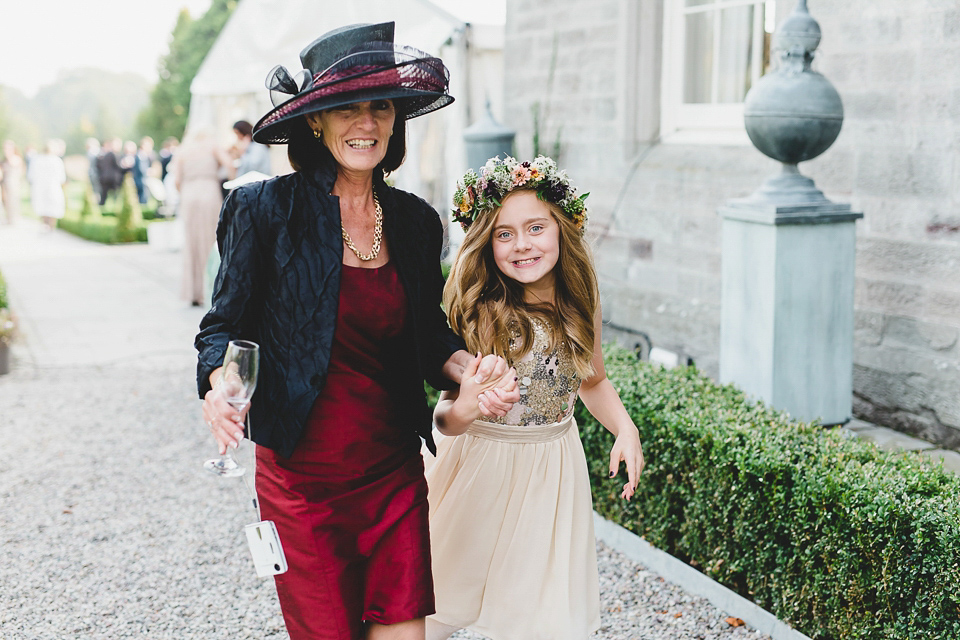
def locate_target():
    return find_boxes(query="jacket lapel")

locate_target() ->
[380,186,421,322]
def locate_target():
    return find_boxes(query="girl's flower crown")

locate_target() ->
[452,155,589,234]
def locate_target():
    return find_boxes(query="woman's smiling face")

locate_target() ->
[306,99,396,174]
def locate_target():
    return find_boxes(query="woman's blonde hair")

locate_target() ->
[444,189,599,379]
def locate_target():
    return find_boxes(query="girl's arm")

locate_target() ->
[578,307,646,500]
[434,353,517,436]
[434,388,472,437]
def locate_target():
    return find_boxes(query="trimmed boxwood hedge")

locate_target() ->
[576,343,960,640]
[57,215,148,244]
[57,176,149,244]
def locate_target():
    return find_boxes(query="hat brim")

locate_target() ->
[253,48,454,145]
[253,88,453,145]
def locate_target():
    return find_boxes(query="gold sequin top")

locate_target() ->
[478,318,581,427]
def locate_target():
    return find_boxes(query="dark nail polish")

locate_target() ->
[609,471,615,478]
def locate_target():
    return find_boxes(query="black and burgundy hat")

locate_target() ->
[252,21,454,145]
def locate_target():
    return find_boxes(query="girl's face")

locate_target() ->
[306,99,396,174]
[491,190,560,298]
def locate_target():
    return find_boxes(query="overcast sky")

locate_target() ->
[0,0,214,97]
[0,0,505,98]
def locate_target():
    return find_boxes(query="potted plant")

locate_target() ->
[0,270,12,375]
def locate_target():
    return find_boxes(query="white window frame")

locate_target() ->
[660,0,775,144]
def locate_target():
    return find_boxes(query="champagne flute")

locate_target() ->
[204,340,259,477]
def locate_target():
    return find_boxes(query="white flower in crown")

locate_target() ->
[532,156,555,173]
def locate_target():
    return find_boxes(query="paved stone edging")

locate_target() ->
[593,513,812,640]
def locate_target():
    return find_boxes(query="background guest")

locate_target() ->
[159,136,179,181]
[1,140,24,225]
[96,138,123,206]
[28,139,67,232]
[134,136,156,205]
[173,127,230,306]
[230,119,271,178]
[85,138,101,203]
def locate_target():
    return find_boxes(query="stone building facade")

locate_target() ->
[502,0,960,447]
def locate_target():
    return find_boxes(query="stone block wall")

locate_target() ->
[503,0,960,447]
[813,0,960,448]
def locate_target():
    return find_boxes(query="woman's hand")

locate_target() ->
[609,427,645,500]
[201,367,250,455]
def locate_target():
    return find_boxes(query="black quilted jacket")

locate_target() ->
[195,159,464,458]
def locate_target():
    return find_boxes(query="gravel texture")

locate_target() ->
[1,359,288,639]
[1,355,770,639]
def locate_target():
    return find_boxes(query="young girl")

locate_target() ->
[424,156,646,640]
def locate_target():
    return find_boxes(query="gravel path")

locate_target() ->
[1,357,770,639]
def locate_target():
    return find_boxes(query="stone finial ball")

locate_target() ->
[743,70,843,165]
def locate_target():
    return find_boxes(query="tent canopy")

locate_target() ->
[191,0,504,98]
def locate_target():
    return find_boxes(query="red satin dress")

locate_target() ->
[255,262,433,640]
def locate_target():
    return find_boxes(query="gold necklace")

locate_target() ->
[341,192,383,261]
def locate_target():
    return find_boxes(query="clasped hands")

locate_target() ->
[203,352,520,456]
[459,352,521,418]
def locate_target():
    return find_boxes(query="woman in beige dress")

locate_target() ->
[174,128,229,306]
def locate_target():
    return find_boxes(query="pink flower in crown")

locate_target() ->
[511,165,531,186]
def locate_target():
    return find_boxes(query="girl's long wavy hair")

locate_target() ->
[444,189,599,379]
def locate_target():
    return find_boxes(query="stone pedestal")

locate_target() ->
[718,201,863,425]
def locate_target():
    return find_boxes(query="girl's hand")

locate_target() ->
[609,427,645,500]
[201,379,250,455]
[478,385,519,417]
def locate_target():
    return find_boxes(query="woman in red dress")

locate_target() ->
[196,22,518,640]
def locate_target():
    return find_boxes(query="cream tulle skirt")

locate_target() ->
[423,416,600,640]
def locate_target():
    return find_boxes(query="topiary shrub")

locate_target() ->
[577,343,960,640]
[79,185,99,219]
[115,175,143,242]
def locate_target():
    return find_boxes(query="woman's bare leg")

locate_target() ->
[366,617,425,640]
[424,618,459,640]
